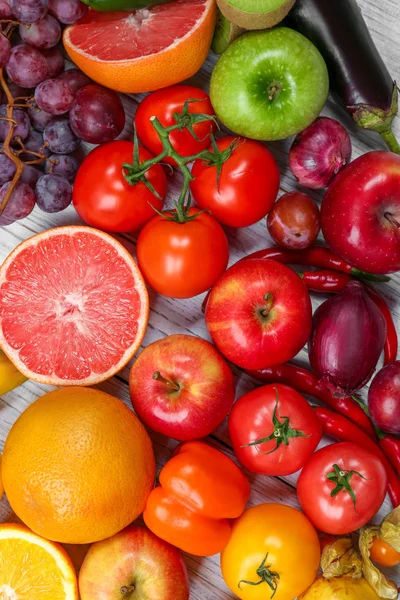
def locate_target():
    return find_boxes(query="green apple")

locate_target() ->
[210,27,329,141]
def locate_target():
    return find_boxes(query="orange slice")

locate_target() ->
[63,0,217,93]
[0,523,78,599]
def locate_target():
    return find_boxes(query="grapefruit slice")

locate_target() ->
[63,0,217,93]
[0,523,78,600]
[0,226,149,386]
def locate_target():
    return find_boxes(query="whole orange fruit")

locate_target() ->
[2,387,156,544]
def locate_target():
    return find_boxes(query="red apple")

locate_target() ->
[79,525,189,600]
[129,334,235,440]
[205,258,312,369]
[368,361,400,434]
[321,151,400,274]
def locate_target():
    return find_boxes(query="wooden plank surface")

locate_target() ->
[1,0,400,596]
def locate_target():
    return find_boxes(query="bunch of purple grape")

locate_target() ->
[0,0,126,227]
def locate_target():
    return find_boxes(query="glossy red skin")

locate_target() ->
[135,85,216,166]
[368,361,400,434]
[205,259,312,370]
[136,208,229,299]
[190,136,280,227]
[73,141,167,233]
[297,442,387,535]
[267,191,321,249]
[129,334,235,441]
[79,525,189,600]
[321,151,400,274]
[228,383,322,476]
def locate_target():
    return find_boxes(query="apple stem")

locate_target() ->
[121,584,136,595]
[153,371,180,392]
[261,293,274,318]
[384,211,400,229]
[267,81,281,102]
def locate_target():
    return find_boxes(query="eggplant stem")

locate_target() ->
[380,129,400,154]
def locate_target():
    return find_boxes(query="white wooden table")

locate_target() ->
[1,1,400,596]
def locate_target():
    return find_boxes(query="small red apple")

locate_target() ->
[205,258,312,370]
[129,334,235,440]
[79,525,189,600]
[321,151,400,274]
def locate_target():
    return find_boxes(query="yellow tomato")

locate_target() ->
[221,503,320,600]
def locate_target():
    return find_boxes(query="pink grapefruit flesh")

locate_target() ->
[0,227,149,386]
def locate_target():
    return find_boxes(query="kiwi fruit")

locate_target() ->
[212,8,246,54]
[216,0,296,30]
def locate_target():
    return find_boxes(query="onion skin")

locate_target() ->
[299,576,382,600]
[309,281,387,397]
[289,117,352,189]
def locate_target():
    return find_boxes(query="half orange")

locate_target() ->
[0,226,149,386]
[0,523,78,600]
[63,0,217,93]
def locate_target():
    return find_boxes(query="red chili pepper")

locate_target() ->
[242,246,390,283]
[315,407,400,508]
[378,435,400,477]
[300,270,352,292]
[244,363,377,440]
[300,270,397,365]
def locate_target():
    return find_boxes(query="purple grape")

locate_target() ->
[19,14,61,49]
[0,153,16,184]
[49,0,87,24]
[28,103,53,131]
[7,82,32,99]
[58,68,92,94]
[41,46,64,77]
[0,214,15,226]
[43,118,80,154]
[6,44,48,88]
[0,0,13,18]
[20,164,42,187]
[0,34,11,68]
[45,153,79,181]
[0,105,31,142]
[0,180,36,221]
[22,128,50,157]
[69,84,125,144]
[10,0,48,23]
[36,173,71,212]
[35,78,74,115]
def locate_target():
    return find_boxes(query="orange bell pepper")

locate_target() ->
[143,441,251,556]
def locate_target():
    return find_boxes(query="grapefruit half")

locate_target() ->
[63,0,217,93]
[0,226,149,386]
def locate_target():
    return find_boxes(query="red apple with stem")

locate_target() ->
[204,259,312,370]
[321,151,400,274]
[79,525,189,600]
[129,334,235,441]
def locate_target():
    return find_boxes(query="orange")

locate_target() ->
[0,455,3,498]
[0,226,149,386]
[63,0,217,93]
[0,523,78,599]
[2,387,156,544]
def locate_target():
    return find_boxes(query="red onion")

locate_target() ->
[368,362,400,434]
[289,117,352,189]
[309,281,386,397]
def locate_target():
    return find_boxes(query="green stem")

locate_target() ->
[380,129,400,154]
[153,371,180,392]
[350,268,391,283]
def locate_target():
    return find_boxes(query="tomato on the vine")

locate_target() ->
[229,384,322,476]
[73,141,167,233]
[190,136,280,227]
[221,503,320,600]
[136,208,229,299]
[297,442,387,535]
[370,538,400,567]
[135,85,216,166]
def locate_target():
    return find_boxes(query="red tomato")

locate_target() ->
[135,85,216,166]
[73,141,167,233]
[136,208,229,299]
[191,136,280,227]
[297,442,387,535]
[229,384,322,476]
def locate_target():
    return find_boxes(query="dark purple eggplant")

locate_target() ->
[286,0,400,153]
